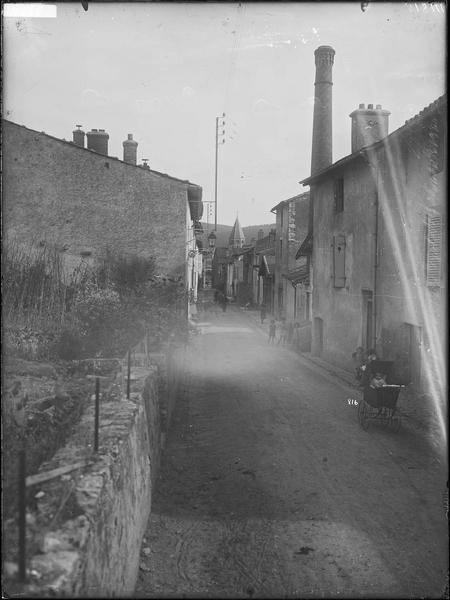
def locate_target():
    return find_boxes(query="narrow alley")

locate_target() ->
[135,307,447,598]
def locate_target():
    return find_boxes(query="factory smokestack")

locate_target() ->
[310,45,335,175]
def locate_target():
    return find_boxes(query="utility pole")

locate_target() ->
[214,113,226,231]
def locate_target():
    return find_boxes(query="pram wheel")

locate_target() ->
[358,399,370,431]
[390,415,401,433]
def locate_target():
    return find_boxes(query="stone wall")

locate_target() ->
[3,120,190,277]
[4,345,186,598]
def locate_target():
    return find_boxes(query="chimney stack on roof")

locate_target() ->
[349,103,391,153]
[311,45,335,175]
[257,228,264,240]
[86,128,109,156]
[123,133,138,165]
[72,125,85,148]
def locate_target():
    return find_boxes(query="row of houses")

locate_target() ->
[213,46,446,405]
[3,120,204,315]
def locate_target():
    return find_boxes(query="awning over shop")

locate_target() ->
[295,231,313,259]
[283,264,310,286]
[258,255,271,277]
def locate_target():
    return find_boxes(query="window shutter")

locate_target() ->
[333,234,346,287]
[426,215,442,286]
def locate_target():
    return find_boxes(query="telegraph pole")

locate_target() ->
[214,113,225,231]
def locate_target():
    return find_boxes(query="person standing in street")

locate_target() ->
[268,319,276,344]
[260,304,267,324]
[277,319,288,346]
[221,295,228,312]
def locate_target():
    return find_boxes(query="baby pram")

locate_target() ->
[357,360,406,432]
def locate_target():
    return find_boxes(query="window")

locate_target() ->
[334,178,344,213]
[333,235,346,287]
[425,214,442,286]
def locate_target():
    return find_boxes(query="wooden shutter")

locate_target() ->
[426,214,442,286]
[333,234,346,287]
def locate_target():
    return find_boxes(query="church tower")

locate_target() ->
[228,216,245,250]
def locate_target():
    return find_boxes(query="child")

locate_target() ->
[277,319,287,346]
[367,349,377,363]
[370,372,387,389]
[352,346,366,381]
[260,304,267,324]
[268,320,276,344]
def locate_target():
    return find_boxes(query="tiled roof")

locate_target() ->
[282,264,310,285]
[295,232,313,259]
[402,94,446,127]
[300,94,447,186]
[270,191,310,213]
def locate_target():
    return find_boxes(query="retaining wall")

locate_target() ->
[4,343,186,598]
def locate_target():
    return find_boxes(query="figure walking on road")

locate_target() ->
[268,319,276,344]
[277,319,288,346]
[260,304,267,324]
[221,295,228,312]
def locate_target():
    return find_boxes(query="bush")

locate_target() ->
[55,326,85,360]
[4,242,186,360]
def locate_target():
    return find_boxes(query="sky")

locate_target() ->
[3,1,446,226]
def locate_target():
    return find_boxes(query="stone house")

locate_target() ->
[270,193,311,328]
[300,94,446,400]
[254,230,276,312]
[3,120,203,306]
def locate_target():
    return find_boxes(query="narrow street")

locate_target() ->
[136,308,447,599]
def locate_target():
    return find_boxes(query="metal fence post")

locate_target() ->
[94,377,100,452]
[127,350,131,400]
[18,448,27,582]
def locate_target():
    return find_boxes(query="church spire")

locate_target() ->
[228,215,245,249]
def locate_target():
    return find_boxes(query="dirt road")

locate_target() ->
[135,308,448,598]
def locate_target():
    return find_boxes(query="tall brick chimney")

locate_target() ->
[310,45,335,175]
[86,128,109,155]
[72,125,85,148]
[349,103,390,152]
[123,133,138,165]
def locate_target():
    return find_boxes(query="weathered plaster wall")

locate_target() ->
[312,158,377,368]
[3,120,190,277]
[376,126,446,391]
